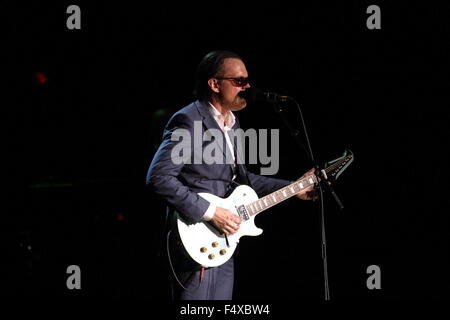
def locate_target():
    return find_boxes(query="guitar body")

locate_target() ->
[177,185,261,267]
[176,149,353,268]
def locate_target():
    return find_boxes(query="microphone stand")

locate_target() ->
[269,100,343,301]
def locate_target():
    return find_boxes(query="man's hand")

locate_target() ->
[296,168,318,201]
[211,207,242,235]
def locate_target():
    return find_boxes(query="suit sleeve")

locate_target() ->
[233,117,291,197]
[146,112,210,223]
[246,171,291,197]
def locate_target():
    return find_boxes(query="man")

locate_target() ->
[147,50,316,300]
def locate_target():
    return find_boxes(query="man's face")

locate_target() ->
[215,58,251,111]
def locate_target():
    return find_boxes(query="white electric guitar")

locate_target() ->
[176,150,353,267]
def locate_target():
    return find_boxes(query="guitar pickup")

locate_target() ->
[236,205,249,221]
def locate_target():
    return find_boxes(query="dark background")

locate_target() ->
[3,1,449,302]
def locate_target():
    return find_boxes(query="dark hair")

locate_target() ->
[193,50,243,100]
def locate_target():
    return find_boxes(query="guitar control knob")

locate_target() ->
[200,247,207,253]
[220,249,227,255]
[208,254,215,260]
[212,242,219,247]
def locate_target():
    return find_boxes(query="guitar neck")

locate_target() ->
[245,175,318,217]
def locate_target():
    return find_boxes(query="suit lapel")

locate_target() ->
[195,100,222,131]
[195,101,241,179]
[230,119,251,186]
[194,100,227,160]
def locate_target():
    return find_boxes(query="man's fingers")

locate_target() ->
[229,221,240,231]
[226,212,241,224]
[226,220,240,234]
[217,210,241,235]
[224,225,236,235]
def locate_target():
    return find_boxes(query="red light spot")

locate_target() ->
[116,213,125,221]
[34,72,47,84]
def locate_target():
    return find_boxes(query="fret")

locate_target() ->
[247,175,318,217]
[246,172,327,219]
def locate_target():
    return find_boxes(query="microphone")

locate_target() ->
[242,87,293,104]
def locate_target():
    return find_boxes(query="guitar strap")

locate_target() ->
[230,131,253,190]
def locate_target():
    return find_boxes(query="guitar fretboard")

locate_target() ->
[245,175,318,216]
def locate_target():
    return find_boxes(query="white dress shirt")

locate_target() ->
[202,102,237,221]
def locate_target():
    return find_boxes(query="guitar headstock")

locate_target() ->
[323,149,354,182]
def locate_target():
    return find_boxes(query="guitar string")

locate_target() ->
[247,158,351,215]
[247,178,314,216]
[324,157,352,174]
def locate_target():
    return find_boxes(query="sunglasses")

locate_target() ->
[215,77,250,87]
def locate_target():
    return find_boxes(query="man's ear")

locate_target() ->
[208,78,220,93]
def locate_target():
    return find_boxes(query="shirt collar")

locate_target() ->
[207,101,236,129]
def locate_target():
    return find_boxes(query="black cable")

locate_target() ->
[166,230,203,292]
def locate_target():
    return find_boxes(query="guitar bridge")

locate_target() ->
[236,205,249,221]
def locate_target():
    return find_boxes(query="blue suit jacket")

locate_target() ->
[147,100,290,223]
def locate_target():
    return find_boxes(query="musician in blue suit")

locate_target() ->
[147,50,315,300]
